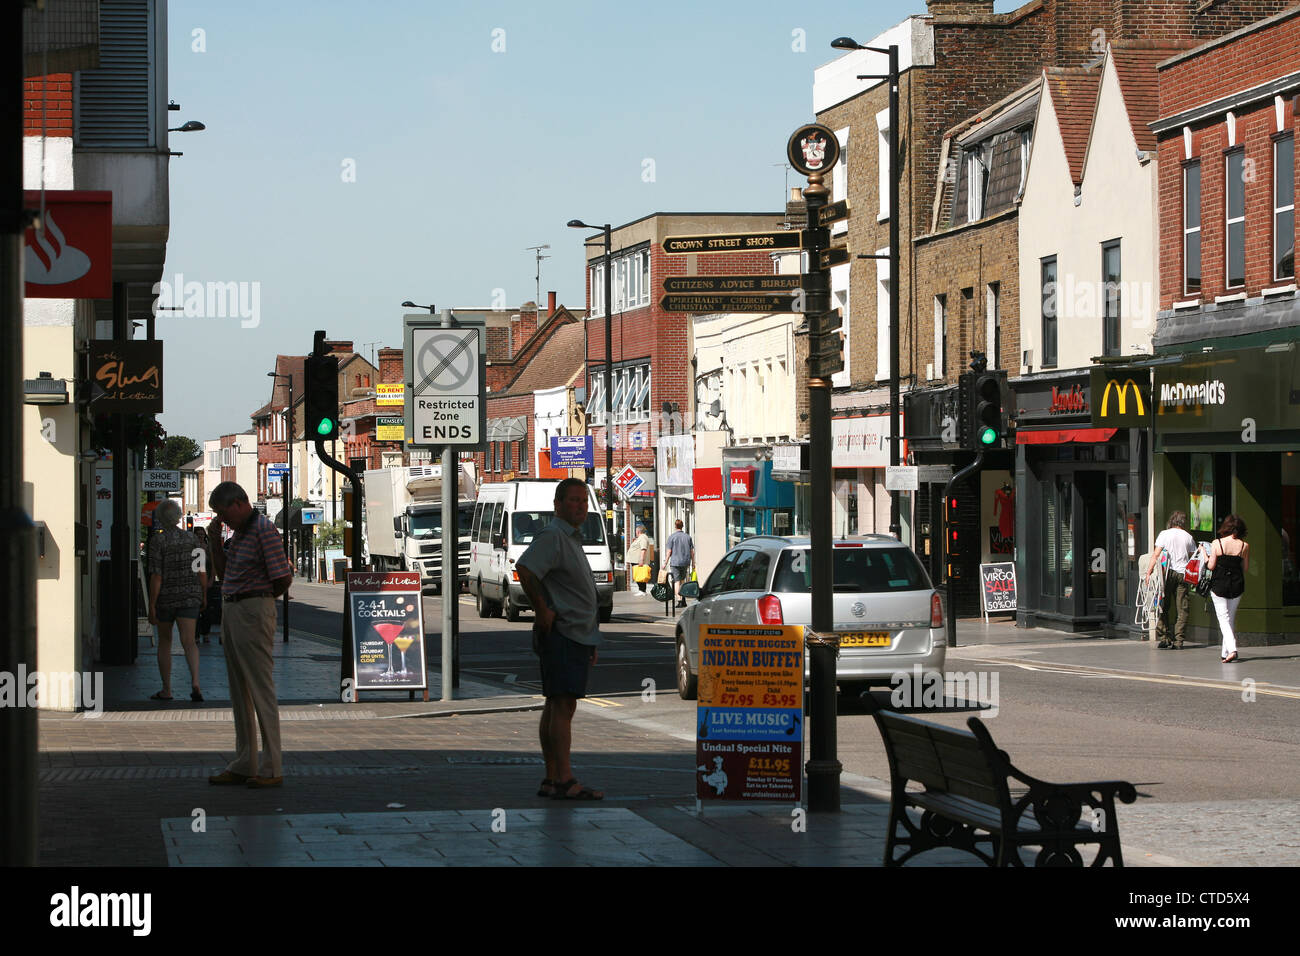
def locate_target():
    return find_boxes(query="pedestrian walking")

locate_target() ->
[665,518,695,609]
[206,481,293,788]
[146,499,207,702]
[192,526,219,643]
[516,477,604,801]
[1206,514,1249,663]
[627,522,654,595]
[1144,510,1196,649]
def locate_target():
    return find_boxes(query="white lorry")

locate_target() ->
[362,464,476,592]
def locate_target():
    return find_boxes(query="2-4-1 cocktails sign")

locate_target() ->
[696,624,803,803]
[348,571,427,691]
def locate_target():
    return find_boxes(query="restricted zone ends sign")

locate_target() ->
[403,315,487,448]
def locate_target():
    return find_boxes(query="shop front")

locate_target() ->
[831,412,909,540]
[722,450,795,549]
[1153,343,1300,646]
[1014,368,1149,636]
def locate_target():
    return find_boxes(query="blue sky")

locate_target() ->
[158,0,1016,443]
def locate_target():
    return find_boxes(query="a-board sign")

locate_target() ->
[696,624,803,803]
[347,571,427,691]
[979,562,1017,616]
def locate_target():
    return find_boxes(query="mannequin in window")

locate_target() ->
[993,482,1015,542]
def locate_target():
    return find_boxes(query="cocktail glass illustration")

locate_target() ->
[373,622,403,675]
[394,635,415,674]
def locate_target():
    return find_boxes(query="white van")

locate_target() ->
[467,479,614,623]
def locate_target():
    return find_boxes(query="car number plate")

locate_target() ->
[839,631,891,648]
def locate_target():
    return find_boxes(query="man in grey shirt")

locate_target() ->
[665,518,695,608]
[516,478,604,800]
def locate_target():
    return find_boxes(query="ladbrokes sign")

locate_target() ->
[1089,369,1149,428]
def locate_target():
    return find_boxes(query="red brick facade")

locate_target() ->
[1155,9,1300,308]
[23,74,73,136]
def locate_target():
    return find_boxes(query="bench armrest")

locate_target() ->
[1006,767,1137,831]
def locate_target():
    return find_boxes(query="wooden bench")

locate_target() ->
[865,700,1137,867]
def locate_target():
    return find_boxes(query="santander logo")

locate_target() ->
[25,212,93,285]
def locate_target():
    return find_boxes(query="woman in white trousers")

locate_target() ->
[1206,514,1249,663]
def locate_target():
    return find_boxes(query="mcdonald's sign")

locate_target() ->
[1089,369,1150,428]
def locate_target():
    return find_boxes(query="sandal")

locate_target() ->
[552,778,603,800]
[1223,653,1239,663]
[150,691,174,701]
[537,778,557,797]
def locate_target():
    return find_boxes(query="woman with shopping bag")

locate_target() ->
[628,523,655,595]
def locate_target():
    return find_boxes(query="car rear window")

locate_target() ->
[773,547,929,593]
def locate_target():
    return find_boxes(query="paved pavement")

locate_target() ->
[32,586,1300,867]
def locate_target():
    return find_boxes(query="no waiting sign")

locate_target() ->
[403,314,486,448]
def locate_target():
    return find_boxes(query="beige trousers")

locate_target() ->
[221,596,281,777]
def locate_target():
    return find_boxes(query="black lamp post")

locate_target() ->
[831,36,902,539]
[567,219,615,542]
[267,371,293,642]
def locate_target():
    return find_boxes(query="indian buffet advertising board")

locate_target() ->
[696,624,803,803]
[979,562,1018,617]
[88,340,163,413]
[404,314,487,447]
[23,190,113,299]
[347,571,427,692]
[376,383,404,406]
[376,417,404,441]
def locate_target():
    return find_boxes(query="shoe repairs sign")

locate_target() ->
[347,571,428,695]
[695,624,803,804]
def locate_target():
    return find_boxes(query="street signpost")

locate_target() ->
[819,246,851,269]
[661,231,801,255]
[659,293,798,314]
[661,275,802,294]
[818,199,851,226]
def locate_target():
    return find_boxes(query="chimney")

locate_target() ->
[323,339,354,355]
[925,1,995,15]
[377,347,403,385]
[547,290,557,316]
[784,185,808,228]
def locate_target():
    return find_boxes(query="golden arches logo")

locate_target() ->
[1100,378,1146,417]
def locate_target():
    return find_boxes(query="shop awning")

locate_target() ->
[1016,427,1117,445]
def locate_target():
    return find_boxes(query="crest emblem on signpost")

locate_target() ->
[787,123,841,177]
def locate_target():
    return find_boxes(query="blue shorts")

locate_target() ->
[534,625,594,699]
[157,603,201,623]
[669,565,690,583]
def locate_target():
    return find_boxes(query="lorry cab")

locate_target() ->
[468,479,614,623]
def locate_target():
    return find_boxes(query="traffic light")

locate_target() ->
[969,369,1005,448]
[805,309,844,379]
[304,353,339,440]
[946,494,961,579]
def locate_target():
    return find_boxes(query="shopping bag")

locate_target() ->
[633,565,651,584]
[650,583,671,602]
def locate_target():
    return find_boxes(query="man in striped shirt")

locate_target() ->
[206,481,293,788]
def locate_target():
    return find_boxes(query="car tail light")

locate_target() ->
[757,594,784,624]
[512,570,519,582]
[930,593,944,628]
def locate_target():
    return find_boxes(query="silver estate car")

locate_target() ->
[675,535,946,700]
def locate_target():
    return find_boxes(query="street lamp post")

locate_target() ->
[268,371,293,642]
[567,220,615,544]
[831,37,902,538]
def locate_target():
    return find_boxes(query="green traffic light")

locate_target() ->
[317,418,335,436]
[979,426,997,445]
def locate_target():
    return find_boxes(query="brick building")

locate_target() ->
[572,212,788,551]
[1149,5,1299,645]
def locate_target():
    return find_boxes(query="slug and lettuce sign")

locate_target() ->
[88,341,163,413]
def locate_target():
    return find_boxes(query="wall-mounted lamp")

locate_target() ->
[24,371,69,405]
